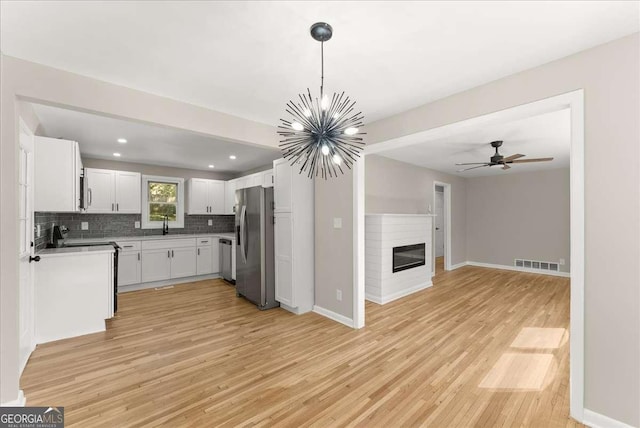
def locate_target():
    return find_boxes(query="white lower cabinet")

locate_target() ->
[274,212,294,307]
[141,248,172,283]
[171,247,197,278]
[197,245,212,275]
[119,250,141,286]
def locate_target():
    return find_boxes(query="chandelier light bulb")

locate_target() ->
[321,144,330,155]
[291,122,304,131]
[332,154,342,164]
[321,94,329,110]
[344,127,359,135]
[333,112,340,119]
[303,109,312,117]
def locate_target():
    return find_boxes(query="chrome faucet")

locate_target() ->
[162,215,169,235]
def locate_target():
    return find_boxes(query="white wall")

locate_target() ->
[0,54,277,405]
[365,154,467,267]
[359,33,639,426]
[466,168,570,273]
[82,158,235,181]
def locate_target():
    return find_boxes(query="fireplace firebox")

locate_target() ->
[392,243,426,273]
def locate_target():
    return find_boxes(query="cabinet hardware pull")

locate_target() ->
[198,248,200,255]
[138,252,140,261]
[168,250,170,258]
[123,245,133,248]
[112,203,114,211]
[117,203,119,211]
[88,188,92,206]
[172,250,174,258]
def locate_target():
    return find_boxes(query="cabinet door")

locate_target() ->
[118,251,141,286]
[210,181,226,214]
[141,248,171,282]
[85,168,115,213]
[274,212,294,307]
[196,245,213,275]
[115,171,141,213]
[171,247,197,278]
[211,238,220,273]
[225,180,237,215]
[273,159,292,212]
[262,170,274,188]
[187,178,210,214]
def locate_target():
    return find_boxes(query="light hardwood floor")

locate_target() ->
[22,267,581,427]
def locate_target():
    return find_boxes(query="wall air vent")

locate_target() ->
[514,259,560,272]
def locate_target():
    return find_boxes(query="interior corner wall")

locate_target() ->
[363,33,639,426]
[364,154,467,267]
[0,54,278,405]
[466,168,570,273]
[314,171,354,320]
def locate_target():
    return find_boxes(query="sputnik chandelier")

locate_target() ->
[277,22,365,179]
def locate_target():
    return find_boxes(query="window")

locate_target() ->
[141,175,184,229]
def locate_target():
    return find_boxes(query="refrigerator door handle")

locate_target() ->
[240,205,248,264]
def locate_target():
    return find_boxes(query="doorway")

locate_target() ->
[432,182,451,275]
[18,118,35,375]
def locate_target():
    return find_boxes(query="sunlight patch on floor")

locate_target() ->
[510,327,567,349]
[479,353,554,390]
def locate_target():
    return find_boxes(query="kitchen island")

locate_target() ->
[35,245,115,344]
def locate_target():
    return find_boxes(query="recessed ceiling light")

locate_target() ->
[117,138,127,143]
[229,155,237,160]
[113,153,121,157]
[208,164,214,168]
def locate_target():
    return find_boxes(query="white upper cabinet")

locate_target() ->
[85,168,141,214]
[224,180,237,215]
[273,159,292,212]
[35,136,83,212]
[263,170,274,188]
[186,178,225,215]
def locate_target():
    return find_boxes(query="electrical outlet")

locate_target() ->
[81,222,89,230]
[333,218,342,229]
[134,221,140,229]
[208,219,213,226]
[336,289,342,301]
[559,258,565,265]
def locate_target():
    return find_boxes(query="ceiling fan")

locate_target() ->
[456,140,554,172]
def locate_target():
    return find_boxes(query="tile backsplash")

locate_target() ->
[35,212,235,249]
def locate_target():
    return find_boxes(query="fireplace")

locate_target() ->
[392,243,426,273]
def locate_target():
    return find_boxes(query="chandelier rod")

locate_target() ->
[320,41,324,99]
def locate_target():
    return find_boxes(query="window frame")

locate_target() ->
[141,175,185,229]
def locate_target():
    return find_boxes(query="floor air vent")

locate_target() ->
[515,259,559,272]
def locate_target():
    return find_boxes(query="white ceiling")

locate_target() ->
[31,103,281,173]
[2,2,638,127]
[378,109,570,177]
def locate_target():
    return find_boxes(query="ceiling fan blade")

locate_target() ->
[502,153,525,162]
[502,164,511,170]
[457,164,489,172]
[455,162,491,166]
[510,157,554,163]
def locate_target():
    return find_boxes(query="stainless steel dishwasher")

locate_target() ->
[219,238,234,283]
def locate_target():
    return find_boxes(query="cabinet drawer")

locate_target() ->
[116,241,141,251]
[141,238,196,250]
[197,237,213,247]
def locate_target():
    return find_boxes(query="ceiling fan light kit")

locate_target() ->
[455,140,554,172]
[277,22,365,179]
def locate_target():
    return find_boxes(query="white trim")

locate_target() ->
[365,281,432,305]
[583,409,635,428]
[357,89,585,422]
[313,305,354,328]
[466,261,571,278]
[1,390,26,407]
[118,273,222,293]
[353,157,365,329]
[141,175,185,229]
[449,261,469,270]
[432,181,452,273]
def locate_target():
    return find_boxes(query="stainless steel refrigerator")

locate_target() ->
[235,186,278,310]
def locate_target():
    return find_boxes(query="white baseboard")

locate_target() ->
[466,261,571,278]
[366,281,432,305]
[448,261,469,270]
[313,305,354,328]
[119,273,223,293]
[1,390,26,407]
[583,409,635,428]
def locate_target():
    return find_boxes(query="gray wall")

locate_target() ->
[365,154,467,267]
[466,168,570,272]
[361,33,639,425]
[315,170,354,318]
[0,55,277,405]
[82,158,235,181]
